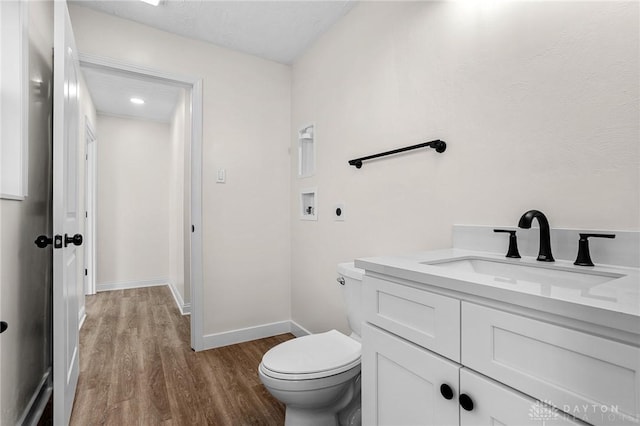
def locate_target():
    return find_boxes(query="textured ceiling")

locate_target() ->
[70,0,358,64]
[82,65,184,122]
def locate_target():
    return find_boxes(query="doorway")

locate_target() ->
[84,120,96,296]
[78,54,204,351]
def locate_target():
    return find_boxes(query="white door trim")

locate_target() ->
[78,53,205,351]
[84,118,97,295]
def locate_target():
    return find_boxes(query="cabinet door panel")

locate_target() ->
[462,302,640,426]
[460,369,585,426]
[362,323,460,426]
[363,276,460,362]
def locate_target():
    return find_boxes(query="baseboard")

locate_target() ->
[201,320,308,350]
[181,303,191,315]
[167,280,191,315]
[78,305,86,330]
[97,278,167,292]
[17,368,52,426]
[289,320,312,337]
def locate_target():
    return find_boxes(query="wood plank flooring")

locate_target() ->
[69,286,293,425]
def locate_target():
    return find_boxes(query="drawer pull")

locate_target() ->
[459,393,474,411]
[440,383,454,400]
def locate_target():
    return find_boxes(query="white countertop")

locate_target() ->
[355,249,640,336]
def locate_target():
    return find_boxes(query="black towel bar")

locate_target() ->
[348,139,446,169]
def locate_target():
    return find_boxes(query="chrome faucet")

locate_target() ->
[518,210,554,262]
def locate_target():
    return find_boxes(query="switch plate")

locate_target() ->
[216,168,226,183]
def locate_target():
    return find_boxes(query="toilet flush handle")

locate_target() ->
[337,277,345,285]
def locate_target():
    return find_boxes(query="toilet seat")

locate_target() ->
[261,330,361,381]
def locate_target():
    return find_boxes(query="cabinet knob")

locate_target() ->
[440,383,454,400]
[459,393,474,411]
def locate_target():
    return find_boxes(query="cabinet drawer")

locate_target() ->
[462,302,640,426]
[363,276,460,362]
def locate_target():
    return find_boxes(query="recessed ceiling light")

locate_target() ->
[140,0,161,6]
[130,97,145,105]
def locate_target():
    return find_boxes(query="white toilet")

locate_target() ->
[258,262,364,426]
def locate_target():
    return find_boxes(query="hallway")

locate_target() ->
[70,286,292,425]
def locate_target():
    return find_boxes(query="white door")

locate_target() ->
[53,1,82,424]
[362,323,460,426]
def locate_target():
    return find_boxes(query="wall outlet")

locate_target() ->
[334,203,345,221]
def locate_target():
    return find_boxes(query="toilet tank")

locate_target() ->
[337,262,364,339]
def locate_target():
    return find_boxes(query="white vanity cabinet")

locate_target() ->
[362,322,585,426]
[360,274,634,426]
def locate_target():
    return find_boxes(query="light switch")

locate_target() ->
[216,168,226,183]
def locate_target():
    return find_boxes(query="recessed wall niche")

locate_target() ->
[298,124,315,178]
[300,188,317,221]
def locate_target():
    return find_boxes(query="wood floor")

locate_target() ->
[69,286,294,425]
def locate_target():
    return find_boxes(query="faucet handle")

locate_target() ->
[494,229,521,258]
[574,233,616,267]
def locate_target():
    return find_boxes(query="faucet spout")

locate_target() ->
[518,209,554,262]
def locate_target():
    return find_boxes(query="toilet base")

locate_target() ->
[338,374,361,426]
[284,398,361,426]
[283,375,361,426]
[284,406,340,426]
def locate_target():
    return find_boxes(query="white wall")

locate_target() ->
[69,1,638,341]
[69,5,291,337]
[96,115,171,287]
[77,72,96,317]
[169,89,189,307]
[0,1,53,423]
[182,90,191,305]
[290,1,640,333]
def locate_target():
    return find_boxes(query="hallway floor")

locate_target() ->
[69,286,293,425]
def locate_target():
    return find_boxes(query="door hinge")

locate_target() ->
[192,225,195,233]
[85,269,88,276]
[85,211,88,218]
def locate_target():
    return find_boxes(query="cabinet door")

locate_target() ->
[362,323,460,426]
[459,369,585,426]
[462,302,640,426]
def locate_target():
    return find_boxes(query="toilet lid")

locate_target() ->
[262,330,361,376]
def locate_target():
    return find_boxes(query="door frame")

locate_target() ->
[84,119,97,295]
[78,53,205,351]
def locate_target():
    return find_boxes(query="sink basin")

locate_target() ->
[423,257,624,290]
